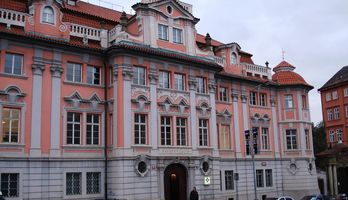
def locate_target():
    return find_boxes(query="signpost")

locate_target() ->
[245,128,258,200]
[204,176,211,185]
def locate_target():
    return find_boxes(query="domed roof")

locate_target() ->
[272,60,313,88]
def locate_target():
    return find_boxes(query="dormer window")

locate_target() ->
[42,6,54,24]
[231,53,237,64]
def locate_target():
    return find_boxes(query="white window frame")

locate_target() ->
[327,109,333,121]
[159,71,170,89]
[219,87,228,102]
[332,91,338,100]
[174,73,185,91]
[173,28,183,44]
[132,66,146,85]
[250,91,257,105]
[160,116,172,146]
[42,6,55,24]
[66,172,82,196]
[284,94,293,108]
[302,95,307,109]
[224,170,234,190]
[265,169,273,187]
[158,24,169,41]
[199,119,209,146]
[1,108,20,143]
[260,93,267,107]
[196,77,206,93]
[176,117,186,146]
[86,114,100,145]
[334,107,340,119]
[67,63,82,83]
[4,53,23,75]
[329,130,335,142]
[286,129,297,150]
[87,66,101,85]
[345,105,348,118]
[134,114,147,145]
[0,173,20,198]
[66,112,81,145]
[326,92,332,101]
[336,129,342,142]
[344,88,348,97]
[261,128,269,150]
[256,169,264,188]
[86,172,101,195]
[231,52,237,64]
[305,129,310,149]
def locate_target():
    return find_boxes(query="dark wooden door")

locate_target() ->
[164,164,187,200]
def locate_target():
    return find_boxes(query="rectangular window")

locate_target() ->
[158,24,168,40]
[86,172,101,194]
[161,116,172,145]
[0,173,19,197]
[1,108,20,143]
[67,63,82,82]
[286,129,297,150]
[256,169,264,188]
[344,88,348,97]
[334,107,340,119]
[173,28,182,44]
[326,93,332,101]
[305,129,310,149]
[5,53,23,75]
[199,119,209,146]
[261,128,269,150]
[174,73,185,91]
[245,131,251,155]
[134,114,147,145]
[66,172,81,195]
[329,130,335,142]
[67,112,81,145]
[133,66,146,85]
[265,169,273,187]
[219,125,230,149]
[225,170,234,190]
[284,95,293,108]
[86,114,100,145]
[159,71,170,89]
[332,91,338,100]
[250,91,257,105]
[219,87,228,102]
[337,129,342,142]
[327,109,333,121]
[302,95,307,109]
[87,66,100,85]
[196,77,206,93]
[176,118,186,146]
[259,93,267,107]
[346,105,348,117]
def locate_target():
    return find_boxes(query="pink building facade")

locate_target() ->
[0,0,318,199]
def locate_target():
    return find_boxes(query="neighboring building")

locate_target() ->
[318,66,348,196]
[0,0,318,200]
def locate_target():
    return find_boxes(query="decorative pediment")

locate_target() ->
[0,85,26,103]
[132,95,151,111]
[64,91,82,101]
[216,108,232,117]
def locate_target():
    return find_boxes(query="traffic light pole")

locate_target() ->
[251,136,257,200]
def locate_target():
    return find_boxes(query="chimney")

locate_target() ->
[205,33,212,47]
[120,11,128,31]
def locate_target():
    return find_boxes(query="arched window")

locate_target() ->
[42,6,54,24]
[231,52,237,64]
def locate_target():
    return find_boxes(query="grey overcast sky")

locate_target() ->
[84,0,348,125]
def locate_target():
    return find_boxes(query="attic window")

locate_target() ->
[167,6,173,14]
[42,6,54,24]
[231,53,237,64]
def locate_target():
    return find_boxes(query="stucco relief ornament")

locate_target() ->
[59,24,67,32]
[287,158,299,175]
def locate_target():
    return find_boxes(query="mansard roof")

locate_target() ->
[319,65,348,91]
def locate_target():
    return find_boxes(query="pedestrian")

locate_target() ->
[190,186,199,200]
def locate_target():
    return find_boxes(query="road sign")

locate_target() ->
[204,176,210,185]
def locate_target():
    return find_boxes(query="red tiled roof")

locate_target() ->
[0,0,27,13]
[272,71,312,87]
[240,55,254,64]
[273,60,295,72]
[196,33,224,47]
[62,12,115,29]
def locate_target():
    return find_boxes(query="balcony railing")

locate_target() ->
[243,63,271,79]
[211,56,225,67]
[0,8,27,27]
[69,23,101,41]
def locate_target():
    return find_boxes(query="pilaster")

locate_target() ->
[149,63,158,149]
[122,63,133,148]
[208,78,218,155]
[188,74,197,149]
[232,88,242,158]
[270,95,280,158]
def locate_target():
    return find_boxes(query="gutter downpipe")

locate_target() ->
[104,60,108,200]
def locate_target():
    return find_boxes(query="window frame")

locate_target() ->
[66,172,82,196]
[1,108,20,144]
[173,27,183,44]
[219,124,230,149]
[67,62,82,83]
[334,107,340,119]
[160,116,172,146]
[345,105,348,118]
[199,119,209,146]
[224,170,234,190]
[336,129,342,142]
[326,92,332,101]
[159,71,171,89]
[0,173,20,198]
[302,95,307,109]
[196,77,206,93]
[327,109,333,121]
[176,117,187,146]
[231,52,237,64]
[4,53,23,75]
[265,169,273,187]
[87,66,101,85]
[134,114,147,145]
[286,129,297,150]
[332,91,338,100]
[344,88,348,97]
[259,93,267,107]
[86,172,101,195]
[42,6,55,24]
[86,114,100,145]
[256,169,264,188]
[219,87,228,102]
[261,127,269,150]
[158,24,169,41]
[174,73,185,91]
[284,94,293,109]
[250,91,257,105]
[132,66,146,85]
[329,129,335,143]
[66,112,81,145]
[305,129,310,149]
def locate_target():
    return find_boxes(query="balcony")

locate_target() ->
[0,8,27,28]
[211,56,225,67]
[242,63,271,79]
[69,23,102,41]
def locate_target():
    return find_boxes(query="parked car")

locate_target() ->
[336,193,348,200]
[301,194,334,200]
[266,197,295,200]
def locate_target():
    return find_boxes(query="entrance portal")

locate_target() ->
[164,163,187,200]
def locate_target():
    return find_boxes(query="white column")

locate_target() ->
[328,165,333,195]
[333,165,338,196]
[208,78,218,154]
[189,75,197,150]
[271,95,280,158]
[149,63,158,149]
[30,63,45,156]
[49,65,63,156]
[232,89,242,158]
[112,65,118,153]
[122,65,133,148]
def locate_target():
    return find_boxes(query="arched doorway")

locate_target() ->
[164,163,187,200]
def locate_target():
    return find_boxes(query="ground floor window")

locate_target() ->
[66,172,82,195]
[225,170,234,190]
[86,172,101,194]
[0,173,19,197]
[256,169,273,188]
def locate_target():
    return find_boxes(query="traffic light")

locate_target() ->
[244,130,250,155]
[252,127,258,154]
